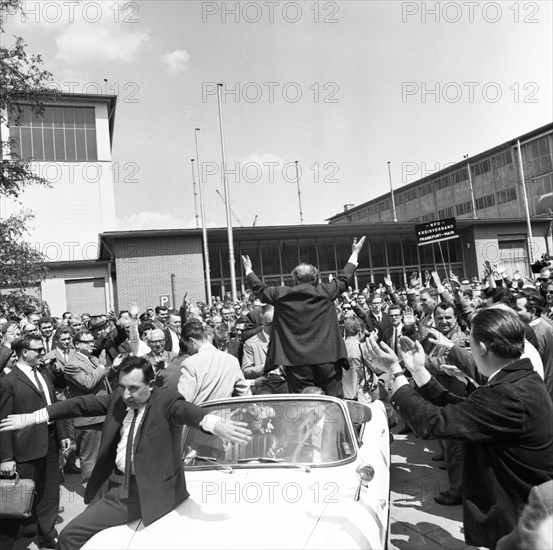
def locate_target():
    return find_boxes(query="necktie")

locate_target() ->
[121,409,139,499]
[45,339,50,353]
[32,367,48,403]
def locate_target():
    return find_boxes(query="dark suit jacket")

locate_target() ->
[0,345,13,375]
[0,366,68,462]
[46,387,206,526]
[247,263,356,366]
[391,358,553,549]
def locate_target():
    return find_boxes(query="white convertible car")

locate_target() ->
[84,394,390,549]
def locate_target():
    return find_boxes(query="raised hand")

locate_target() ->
[130,302,139,318]
[384,276,393,288]
[399,340,427,373]
[351,236,366,255]
[241,255,253,273]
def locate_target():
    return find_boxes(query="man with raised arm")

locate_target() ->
[0,356,251,550]
[242,236,366,397]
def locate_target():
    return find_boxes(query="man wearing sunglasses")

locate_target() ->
[0,335,70,550]
[65,330,111,490]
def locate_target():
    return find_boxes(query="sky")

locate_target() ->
[3,0,553,230]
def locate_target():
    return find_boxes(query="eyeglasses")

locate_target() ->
[25,347,45,354]
[149,339,165,344]
[76,340,94,344]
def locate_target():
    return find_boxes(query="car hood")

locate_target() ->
[84,468,386,549]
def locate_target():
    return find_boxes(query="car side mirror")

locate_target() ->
[345,401,372,424]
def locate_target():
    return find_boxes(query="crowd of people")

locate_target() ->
[1,237,553,550]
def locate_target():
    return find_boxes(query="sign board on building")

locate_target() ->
[415,217,459,246]
[159,295,171,307]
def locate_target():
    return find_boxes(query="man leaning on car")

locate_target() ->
[0,356,252,550]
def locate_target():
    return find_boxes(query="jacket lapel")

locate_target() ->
[14,366,45,401]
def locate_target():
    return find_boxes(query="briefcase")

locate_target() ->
[0,473,35,518]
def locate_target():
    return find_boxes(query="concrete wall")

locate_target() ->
[41,264,110,317]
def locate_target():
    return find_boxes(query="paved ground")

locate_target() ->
[389,427,481,550]
[56,430,480,550]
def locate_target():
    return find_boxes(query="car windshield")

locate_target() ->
[182,399,356,468]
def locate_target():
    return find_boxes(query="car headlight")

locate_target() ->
[356,463,375,486]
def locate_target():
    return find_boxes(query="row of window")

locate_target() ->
[208,236,461,280]
[9,105,98,162]
[407,187,518,222]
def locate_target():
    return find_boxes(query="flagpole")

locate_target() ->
[194,128,212,306]
[516,139,534,266]
[191,159,200,229]
[463,154,477,219]
[387,161,397,222]
[217,84,237,302]
[295,160,304,224]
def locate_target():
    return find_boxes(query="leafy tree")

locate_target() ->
[0,0,57,318]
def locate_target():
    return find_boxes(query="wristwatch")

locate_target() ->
[391,371,405,381]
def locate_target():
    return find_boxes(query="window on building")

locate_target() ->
[456,201,473,216]
[497,187,517,205]
[9,104,98,161]
[369,236,385,268]
[65,278,106,315]
[386,235,403,266]
[208,244,222,279]
[402,238,419,265]
[298,239,317,265]
[260,240,280,276]
[472,159,491,177]
[280,240,299,273]
[498,238,529,278]
[438,207,454,219]
[317,238,336,271]
[476,194,496,210]
[522,136,552,180]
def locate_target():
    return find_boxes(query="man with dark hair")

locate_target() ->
[0,356,252,550]
[178,321,250,404]
[242,237,366,397]
[39,318,56,354]
[427,301,468,506]
[152,306,169,330]
[516,291,553,400]
[0,335,70,550]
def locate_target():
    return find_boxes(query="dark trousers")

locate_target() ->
[0,427,60,550]
[284,363,343,397]
[253,375,288,395]
[436,373,464,496]
[57,472,141,550]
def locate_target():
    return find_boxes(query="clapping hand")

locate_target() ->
[427,329,454,350]
[367,334,400,373]
[399,339,426,374]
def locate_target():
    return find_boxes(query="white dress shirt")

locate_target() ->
[115,406,146,474]
[17,363,52,406]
